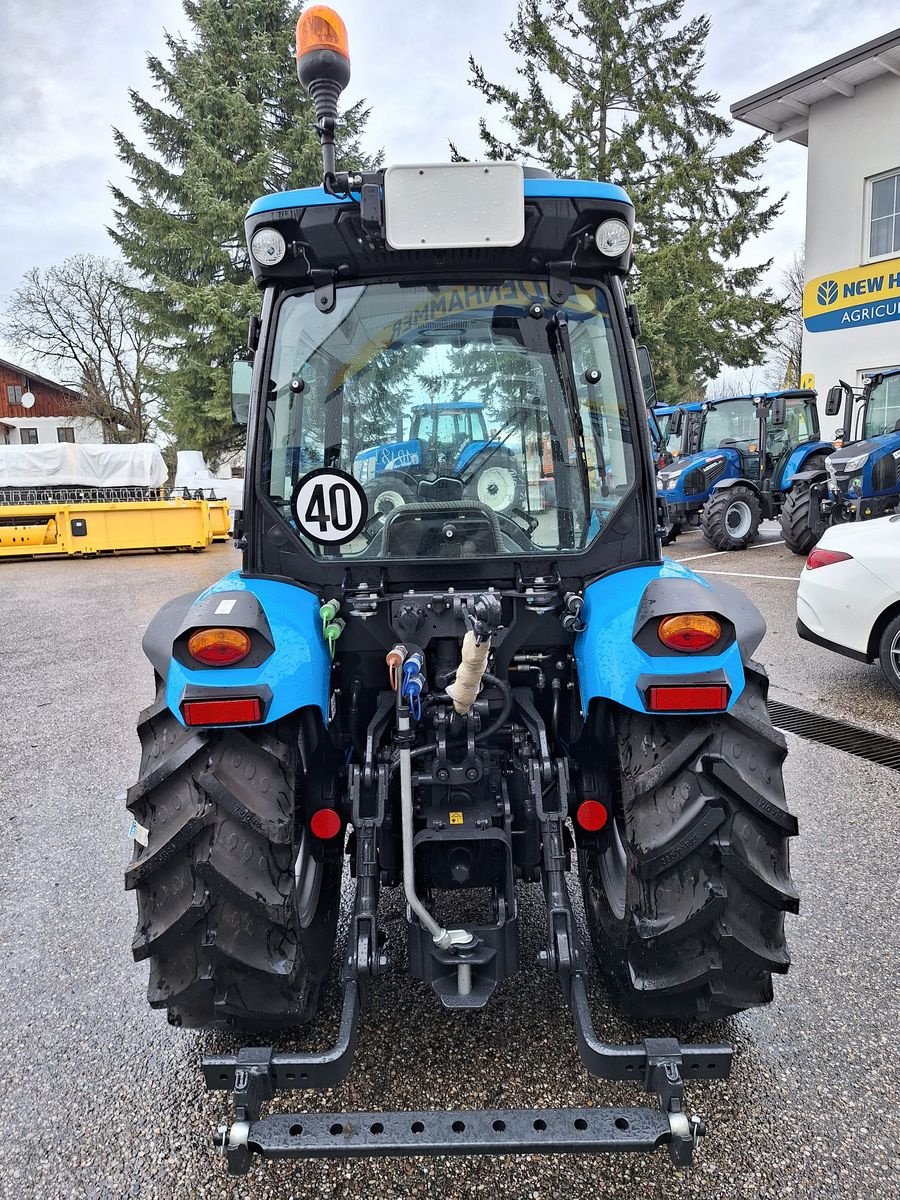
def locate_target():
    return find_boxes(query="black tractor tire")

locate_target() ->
[366,474,416,518]
[700,485,762,550]
[780,483,827,555]
[464,461,522,514]
[125,682,341,1029]
[779,455,831,555]
[877,613,900,696]
[578,661,797,1020]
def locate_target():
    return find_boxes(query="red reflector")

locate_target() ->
[648,685,729,712]
[182,697,262,725]
[310,808,342,840]
[576,799,608,832]
[805,548,853,570]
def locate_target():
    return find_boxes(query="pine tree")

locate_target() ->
[466,0,784,400]
[111,0,372,465]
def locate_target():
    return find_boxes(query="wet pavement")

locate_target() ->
[1,539,898,1200]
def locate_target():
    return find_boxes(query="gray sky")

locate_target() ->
[1,0,897,374]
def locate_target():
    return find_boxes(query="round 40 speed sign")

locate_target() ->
[290,468,369,545]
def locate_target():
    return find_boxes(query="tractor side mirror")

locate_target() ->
[771,395,786,425]
[672,409,685,436]
[636,345,657,408]
[824,385,843,417]
[231,360,252,425]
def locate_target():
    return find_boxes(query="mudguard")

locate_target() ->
[141,570,330,728]
[575,559,761,714]
[779,441,834,489]
[710,476,761,497]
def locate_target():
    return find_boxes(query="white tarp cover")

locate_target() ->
[0,443,168,488]
[173,450,244,509]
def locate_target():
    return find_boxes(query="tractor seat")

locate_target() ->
[382,500,502,558]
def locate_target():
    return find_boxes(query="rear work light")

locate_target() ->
[805,548,853,570]
[657,613,722,652]
[182,697,262,726]
[187,627,252,666]
[647,684,729,712]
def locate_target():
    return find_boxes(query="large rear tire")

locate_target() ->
[700,485,761,550]
[779,456,830,555]
[578,662,797,1020]
[125,681,341,1029]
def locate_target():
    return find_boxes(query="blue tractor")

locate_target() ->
[779,369,900,553]
[657,389,834,549]
[354,399,523,515]
[124,5,797,1176]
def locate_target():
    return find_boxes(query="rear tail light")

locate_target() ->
[657,613,722,652]
[182,696,262,726]
[310,808,342,840]
[187,627,252,666]
[805,548,853,570]
[575,799,608,832]
[647,684,729,712]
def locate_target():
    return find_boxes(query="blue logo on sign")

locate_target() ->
[817,280,838,306]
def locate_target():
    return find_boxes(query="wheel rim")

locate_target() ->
[294,829,323,929]
[372,488,406,515]
[476,466,516,511]
[599,817,628,922]
[725,499,752,538]
[890,629,900,682]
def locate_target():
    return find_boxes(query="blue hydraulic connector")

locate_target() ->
[401,651,426,720]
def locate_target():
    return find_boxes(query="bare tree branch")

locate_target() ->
[1,254,157,443]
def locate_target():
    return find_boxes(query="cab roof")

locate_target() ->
[247,177,632,218]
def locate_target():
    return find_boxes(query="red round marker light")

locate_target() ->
[575,800,608,832]
[310,808,342,840]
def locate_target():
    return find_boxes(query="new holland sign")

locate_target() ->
[804,259,900,332]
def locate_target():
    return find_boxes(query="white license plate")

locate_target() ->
[384,162,525,251]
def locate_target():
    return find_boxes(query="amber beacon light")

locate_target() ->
[296,7,351,184]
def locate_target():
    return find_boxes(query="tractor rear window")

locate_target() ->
[260,280,636,560]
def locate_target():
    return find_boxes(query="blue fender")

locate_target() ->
[455,440,515,474]
[574,560,756,714]
[148,571,330,729]
[779,441,834,489]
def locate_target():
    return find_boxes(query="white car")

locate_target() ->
[797,514,900,694]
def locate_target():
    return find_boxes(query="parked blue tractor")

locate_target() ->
[123,4,798,1177]
[354,399,522,515]
[779,369,900,553]
[656,389,833,549]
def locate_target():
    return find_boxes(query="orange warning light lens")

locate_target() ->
[657,614,722,653]
[187,627,252,666]
[296,6,350,60]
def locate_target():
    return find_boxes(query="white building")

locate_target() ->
[733,29,900,435]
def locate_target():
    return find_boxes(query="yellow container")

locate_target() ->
[0,499,215,558]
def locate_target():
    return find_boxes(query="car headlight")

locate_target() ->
[250,226,287,266]
[842,452,869,473]
[595,218,632,257]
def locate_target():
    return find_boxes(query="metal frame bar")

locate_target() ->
[203,781,731,1175]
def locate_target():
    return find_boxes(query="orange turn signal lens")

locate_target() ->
[296,6,350,59]
[657,614,722,652]
[187,627,252,666]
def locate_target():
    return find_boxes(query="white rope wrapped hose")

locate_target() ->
[446,631,491,715]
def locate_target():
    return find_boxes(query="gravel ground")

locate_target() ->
[1,539,898,1200]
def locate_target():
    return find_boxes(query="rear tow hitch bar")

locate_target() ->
[202,816,731,1174]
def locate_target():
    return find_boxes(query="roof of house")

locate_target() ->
[0,357,82,402]
[731,29,900,146]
